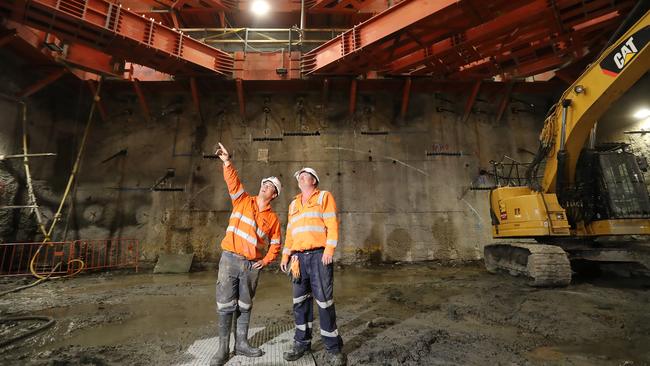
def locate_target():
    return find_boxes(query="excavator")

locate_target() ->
[484,4,650,286]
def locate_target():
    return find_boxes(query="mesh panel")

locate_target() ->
[598,152,650,219]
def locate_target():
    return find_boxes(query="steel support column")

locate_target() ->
[463,80,482,123]
[132,79,151,123]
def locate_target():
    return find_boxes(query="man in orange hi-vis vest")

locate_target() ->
[210,142,282,366]
[280,167,346,366]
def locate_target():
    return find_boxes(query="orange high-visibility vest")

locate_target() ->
[282,189,338,261]
[220,164,281,265]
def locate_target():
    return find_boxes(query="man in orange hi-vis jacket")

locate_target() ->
[280,167,346,366]
[210,142,282,366]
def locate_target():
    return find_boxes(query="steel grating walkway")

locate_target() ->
[177,323,316,366]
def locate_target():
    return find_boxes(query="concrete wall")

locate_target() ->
[0,60,550,265]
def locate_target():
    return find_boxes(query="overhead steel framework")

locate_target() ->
[0,0,234,76]
[0,0,638,84]
[301,0,635,80]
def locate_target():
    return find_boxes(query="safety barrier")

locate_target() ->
[0,239,139,277]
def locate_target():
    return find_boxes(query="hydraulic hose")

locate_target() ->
[28,79,103,280]
[0,316,56,348]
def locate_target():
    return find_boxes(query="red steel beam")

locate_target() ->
[233,51,302,80]
[302,0,632,80]
[126,63,174,82]
[462,80,481,123]
[61,43,120,76]
[402,9,622,80]
[170,11,181,29]
[18,68,67,98]
[387,1,554,74]
[0,0,234,77]
[132,79,151,123]
[309,0,389,14]
[391,0,630,78]
[126,0,299,15]
[85,80,108,121]
[302,0,459,75]
[8,21,138,78]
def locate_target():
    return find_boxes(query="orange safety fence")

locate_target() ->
[0,239,139,277]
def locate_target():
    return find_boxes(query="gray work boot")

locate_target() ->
[283,341,311,361]
[234,311,263,357]
[326,350,347,366]
[209,313,233,366]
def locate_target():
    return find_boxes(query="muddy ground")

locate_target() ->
[1,262,649,366]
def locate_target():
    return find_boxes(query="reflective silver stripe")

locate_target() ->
[290,211,323,224]
[238,300,252,310]
[226,226,258,247]
[317,190,328,205]
[217,299,237,309]
[257,228,268,241]
[326,239,338,247]
[316,299,334,309]
[320,328,339,337]
[282,247,292,255]
[230,213,267,243]
[322,212,336,219]
[289,200,296,213]
[295,322,313,331]
[231,212,257,228]
[271,239,281,245]
[230,189,244,200]
[293,293,311,304]
[292,226,326,236]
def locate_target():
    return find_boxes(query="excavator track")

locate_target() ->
[484,242,572,287]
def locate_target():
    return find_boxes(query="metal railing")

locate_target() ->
[182,28,346,53]
[490,155,544,188]
[0,239,139,277]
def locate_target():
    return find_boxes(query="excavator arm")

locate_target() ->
[538,8,649,194]
[486,6,650,287]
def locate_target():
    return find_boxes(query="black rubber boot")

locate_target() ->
[283,342,311,361]
[234,311,263,357]
[209,313,233,366]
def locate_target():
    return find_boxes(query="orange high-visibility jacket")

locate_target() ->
[219,163,281,265]
[282,189,339,262]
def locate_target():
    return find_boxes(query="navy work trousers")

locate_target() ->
[292,248,343,352]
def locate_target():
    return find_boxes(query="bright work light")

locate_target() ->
[633,108,650,120]
[251,0,270,16]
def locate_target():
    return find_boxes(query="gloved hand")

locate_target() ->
[289,256,300,283]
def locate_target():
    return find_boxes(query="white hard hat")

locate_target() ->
[261,176,282,196]
[294,167,319,184]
